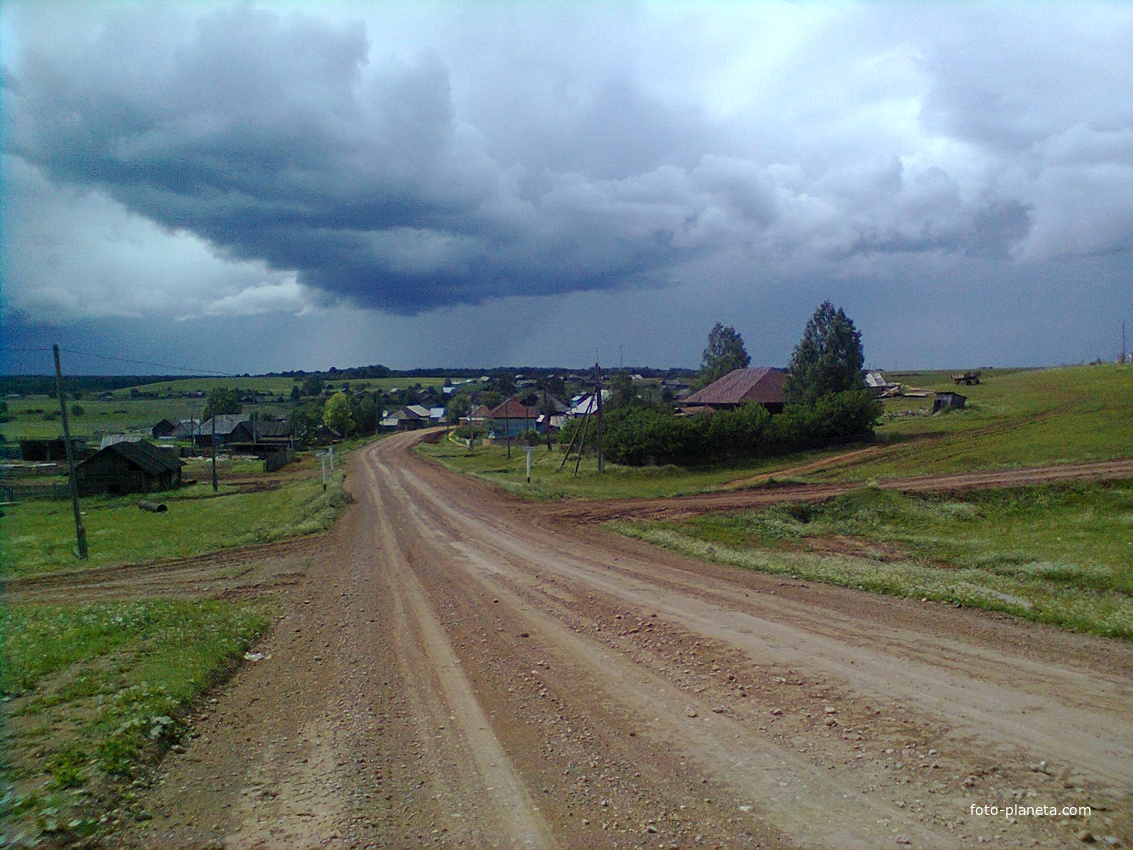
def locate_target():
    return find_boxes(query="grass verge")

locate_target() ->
[1,461,349,577]
[613,481,1133,639]
[418,434,832,501]
[1,598,270,846]
[1,444,360,846]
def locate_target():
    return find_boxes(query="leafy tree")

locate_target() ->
[71,404,86,417]
[203,386,243,420]
[351,394,378,436]
[447,394,471,425]
[697,323,751,388]
[291,385,302,402]
[784,301,867,405]
[291,402,325,447]
[323,392,355,436]
[301,375,325,397]
[609,371,635,409]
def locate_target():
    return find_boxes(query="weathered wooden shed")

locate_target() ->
[75,440,183,496]
[933,392,967,413]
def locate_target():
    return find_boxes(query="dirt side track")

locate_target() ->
[68,434,1131,848]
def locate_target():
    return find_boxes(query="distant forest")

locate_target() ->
[0,364,695,396]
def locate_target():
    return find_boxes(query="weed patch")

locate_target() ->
[615,481,1133,639]
[1,598,269,845]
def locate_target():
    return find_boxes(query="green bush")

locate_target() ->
[603,391,880,467]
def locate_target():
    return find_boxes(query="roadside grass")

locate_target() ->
[1,598,269,845]
[1,444,360,845]
[614,481,1133,639]
[1,462,349,578]
[418,435,823,500]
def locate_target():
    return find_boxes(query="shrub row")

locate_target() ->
[601,390,881,466]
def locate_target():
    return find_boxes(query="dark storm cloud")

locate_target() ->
[4,6,721,314]
[2,0,1132,372]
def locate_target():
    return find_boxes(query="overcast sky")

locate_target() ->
[3,1,1131,375]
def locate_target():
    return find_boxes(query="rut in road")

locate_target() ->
[116,431,1133,849]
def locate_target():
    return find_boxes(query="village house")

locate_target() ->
[227,419,293,456]
[151,418,177,439]
[196,414,250,448]
[488,397,539,436]
[75,439,183,496]
[380,405,432,431]
[680,367,787,415]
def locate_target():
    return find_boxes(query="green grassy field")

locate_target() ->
[419,364,1132,497]
[838,364,1133,480]
[420,434,831,500]
[614,481,1133,639]
[0,373,452,441]
[1,445,357,846]
[128,375,448,397]
[1,598,270,844]
[1,459,348,577]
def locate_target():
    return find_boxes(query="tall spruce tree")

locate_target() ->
[784,302,866,405]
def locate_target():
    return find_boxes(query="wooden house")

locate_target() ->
[75,440,183,496]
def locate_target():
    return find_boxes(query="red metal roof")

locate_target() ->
[488,398,538,419]
[683,368,786,406]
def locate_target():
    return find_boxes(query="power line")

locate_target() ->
[12,345,238,377]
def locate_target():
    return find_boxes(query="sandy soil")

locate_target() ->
[26,433,1128,848]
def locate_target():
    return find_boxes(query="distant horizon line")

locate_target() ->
[2,361,1126,382]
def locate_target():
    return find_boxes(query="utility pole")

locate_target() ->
[1123,321,1127,364]
[595,361,604,474]
[543,384,552,450]
[211,414,218,492]
[53,345,87,559]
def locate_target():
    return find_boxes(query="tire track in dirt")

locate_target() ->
[372,439,955,848]
[357,453,559,849]
[391,434,1133,843]
[105,434,1133,848]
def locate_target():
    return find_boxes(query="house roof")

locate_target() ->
[200,414,250,436]
[82,439,183,476]
[387,406,427,420]
[683,367,786,407]
[100,434,146,450]
[468,404,493,420]
[865,370,891,388]
[489,398,538,419]
[231,419,292,440]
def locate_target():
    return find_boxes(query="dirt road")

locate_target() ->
[107,433,1131,848]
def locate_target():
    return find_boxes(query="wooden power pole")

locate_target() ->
[53,345,87,559]
[594,362,604,474]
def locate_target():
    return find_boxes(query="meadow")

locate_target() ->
[0,373,450,441]
[615,481,1133,639]
[1,456,348,577]
[0,448,353,846]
